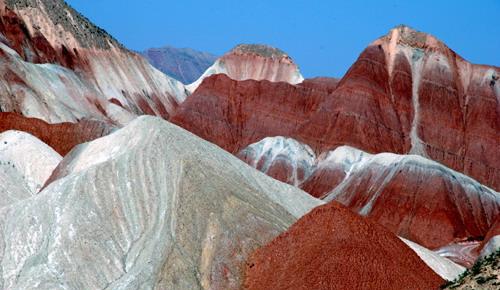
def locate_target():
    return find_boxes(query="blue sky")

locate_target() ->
[67,0,499,78]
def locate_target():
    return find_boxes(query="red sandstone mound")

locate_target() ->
[187,44,304,92]
[244,202,444,290]
[0,0,186,123]
[0,112,112,155]
[171,73,330,153]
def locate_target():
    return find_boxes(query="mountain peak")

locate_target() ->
[229,44,289,59]
[186,43,303,92]
[375,24,448,53]
[141,45,218,84]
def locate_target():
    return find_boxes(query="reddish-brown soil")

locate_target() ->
[244,202,444,290]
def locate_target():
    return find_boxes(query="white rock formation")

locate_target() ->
[0,116,322,290]
[0,130,61,208]
[238,136,316,186]
[401,238,466,281]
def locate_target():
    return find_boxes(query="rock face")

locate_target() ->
[238,137,316,186]
[298,25,500,191]
[0,112,113,155]
[171,73,329,153]
[141,46,217,84]
[0,116,322,289]
[298,77,340,94]
[320,146,499,250]
[0,0,187,123]
[238,139,499,253]
[0,130,61,208]
[175,26,500,192]
[244,202,445,290]
[435,241,483,268]
[480,217,500,258]
[186,44,304,92]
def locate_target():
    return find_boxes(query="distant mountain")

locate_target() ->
[141,46,218,84]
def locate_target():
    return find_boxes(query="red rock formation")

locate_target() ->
[320,147,499,250]
[175,26,499,192]
[0,0,186,123]
[171,74,330,153]
[0,112,112,156]
[238,139,499,252]
[298,77,340,94]
[298,25,500,191]
[244,202,444,290]
[187,44,304,92]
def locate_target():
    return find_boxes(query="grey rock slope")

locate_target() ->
[141,46,217,84]
[0,116,322,290]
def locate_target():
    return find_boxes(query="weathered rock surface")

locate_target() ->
[0,112,113,155]
[141,46,217,84]
[175,26,500,192]
[244,202,445,290]
[321,146,500,250]
[435,241,482,268]
[238,136,316,186]
[239,139,500,253]
[298,25,500,191]
[298,77,340,94]
[0,116,322,289]
[187,44,304,92]
[0,0,187,123]
[0,130,61,208]
[480,217,500,258]
[171,74,329,153]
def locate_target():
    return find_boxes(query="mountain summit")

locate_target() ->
[187,43,304,92]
